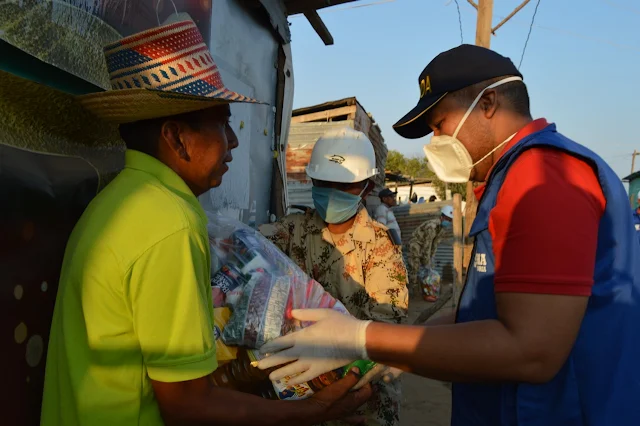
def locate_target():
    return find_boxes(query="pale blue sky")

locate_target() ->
[289,0,640,179]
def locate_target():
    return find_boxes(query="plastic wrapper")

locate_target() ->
[211,264,246,308]
[418,266,441,302]
[206,212,348,349]
[206,212,374,400]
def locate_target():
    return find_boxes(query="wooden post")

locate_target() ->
[475,0,494,48]
[463,0,494,269]
[632,149,638,174]
[453,194,464,307]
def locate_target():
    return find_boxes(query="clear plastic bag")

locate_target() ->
[418,266,441,302]
[206,212,348,349]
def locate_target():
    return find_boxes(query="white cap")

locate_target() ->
[306,126,379,183]
[441,205,454,219]
[637,190,640,200]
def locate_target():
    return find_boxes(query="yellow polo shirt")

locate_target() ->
[41,150,216,426]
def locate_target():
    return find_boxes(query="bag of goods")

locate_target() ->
[418,266,441,302]
[206,212,375,399]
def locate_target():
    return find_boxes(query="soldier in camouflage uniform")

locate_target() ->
[407,206,453,299]
[260,126,408,426]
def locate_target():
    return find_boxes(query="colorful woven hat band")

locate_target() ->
[78,20,261,124]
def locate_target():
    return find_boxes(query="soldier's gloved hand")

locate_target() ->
[353,364,404,390]
[257,309,371,386]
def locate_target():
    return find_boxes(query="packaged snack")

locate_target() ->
[211,264,246,308]
[213,307,237,365]
[221,271,291,348]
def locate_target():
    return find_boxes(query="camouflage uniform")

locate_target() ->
[259,208,408,426]
[407,219,444,292]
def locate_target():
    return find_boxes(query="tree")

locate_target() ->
[386,151,433,179]
[385,151,466,201]
[431,177,467,201]
[386,150,406,174]
[404,156,433,179]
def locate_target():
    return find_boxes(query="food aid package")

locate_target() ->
[205,212,375,400]
[205,212,349,349]
[418,266,441,301]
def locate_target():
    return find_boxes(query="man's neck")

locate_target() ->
[494,115,533,152]
[327,215,357,234]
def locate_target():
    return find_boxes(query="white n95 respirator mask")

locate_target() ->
[423,76,523,183]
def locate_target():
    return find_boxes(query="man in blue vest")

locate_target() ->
[257,45,640,426]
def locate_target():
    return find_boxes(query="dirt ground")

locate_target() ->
[399,291,454,426]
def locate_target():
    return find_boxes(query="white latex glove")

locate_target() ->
[257,309,371,386]
[353,364,404,390]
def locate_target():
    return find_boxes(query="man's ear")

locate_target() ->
[160,121,190,161]
[479,89,499,119]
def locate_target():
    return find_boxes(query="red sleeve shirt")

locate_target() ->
[479,120,606,296]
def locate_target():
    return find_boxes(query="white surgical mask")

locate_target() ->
[423,76,523,183]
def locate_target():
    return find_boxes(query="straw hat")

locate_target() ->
[78,20,261,124]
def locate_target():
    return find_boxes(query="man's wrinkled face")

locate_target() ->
[163,105,239,195]
[384,195,397,207]
[425,93,496,182]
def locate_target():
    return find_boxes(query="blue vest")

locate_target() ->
[452,124,640,426]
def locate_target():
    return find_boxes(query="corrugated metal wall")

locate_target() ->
[394,201,455,283]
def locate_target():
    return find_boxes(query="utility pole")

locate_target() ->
[463,0,494,268]
[463,0,533,270]
[475,0,494,48]
[632,149,639,174]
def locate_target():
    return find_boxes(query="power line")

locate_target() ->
[453,0,464,44]
[518,0,541,69]
[498,16,640,54]
[605,153,635,160]
[317,0,397,14]
[492,0,531,35]
[600,0,640,16]
[289,0,397,18]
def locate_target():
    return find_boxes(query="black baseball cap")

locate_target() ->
[393,44,522,139]
[379,188,397,198]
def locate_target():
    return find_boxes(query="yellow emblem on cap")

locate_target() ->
[419,76,432,98]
